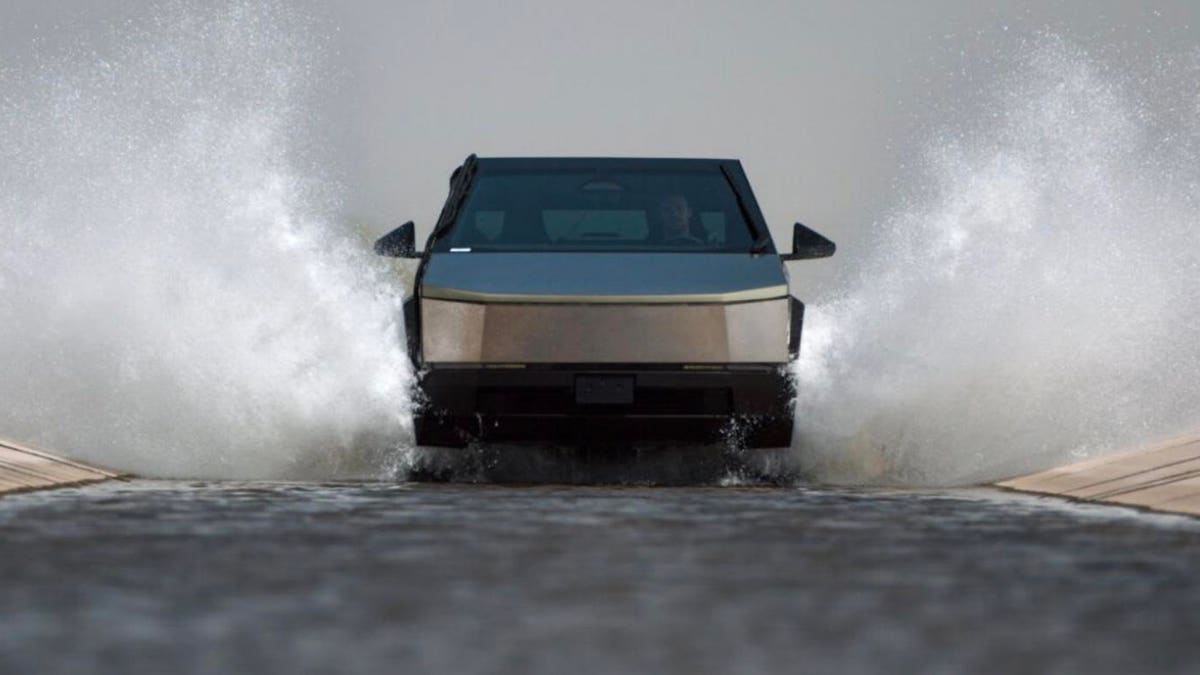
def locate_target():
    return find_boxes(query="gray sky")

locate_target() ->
[323,0,1198,291]
[4,0,1198,293]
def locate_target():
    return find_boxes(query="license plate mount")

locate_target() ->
[575,375,635,405]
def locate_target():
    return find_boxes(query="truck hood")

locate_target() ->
[419,252,788,304]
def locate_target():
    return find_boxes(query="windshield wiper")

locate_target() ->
[429,154,479,243]
[720,164,770,254]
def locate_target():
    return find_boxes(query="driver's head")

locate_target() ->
[657,194,692,239]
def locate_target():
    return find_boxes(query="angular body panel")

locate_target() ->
[421,253,787,303]
[421,298,789,364]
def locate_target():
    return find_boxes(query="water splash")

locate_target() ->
[793,37,1200,486]
[0,2,414,479]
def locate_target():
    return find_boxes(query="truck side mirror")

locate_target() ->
[374,221,419,258]
[781,222,835,261]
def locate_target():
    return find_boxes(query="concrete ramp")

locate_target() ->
[997,434,1200,516]
[0,438,123,495]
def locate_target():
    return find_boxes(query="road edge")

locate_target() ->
[995,433,1200,517]
[0,437,126,496]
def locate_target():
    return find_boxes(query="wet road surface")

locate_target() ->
[1,480,1199,674]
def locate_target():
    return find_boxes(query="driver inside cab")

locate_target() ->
[656,194,706,245]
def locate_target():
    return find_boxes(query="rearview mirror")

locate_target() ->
[373,221,419,258]
[781,222,835,261]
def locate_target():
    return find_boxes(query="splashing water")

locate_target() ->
[4,11,1196,489]
[793,38,1200,486]
[0,3,414,479]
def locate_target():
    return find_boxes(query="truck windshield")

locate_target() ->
[433,169,760,252]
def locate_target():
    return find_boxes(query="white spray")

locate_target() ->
[0,3,414,479]
[793,38,1200,486]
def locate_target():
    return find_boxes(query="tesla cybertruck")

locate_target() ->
[375,156,834,449]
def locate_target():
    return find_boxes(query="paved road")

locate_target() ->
[1,480,1198,674]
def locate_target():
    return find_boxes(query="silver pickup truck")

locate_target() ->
[375,156,834,449]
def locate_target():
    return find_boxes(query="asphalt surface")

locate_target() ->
[2,479,1199,674]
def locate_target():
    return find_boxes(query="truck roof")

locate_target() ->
[474,157,742,171]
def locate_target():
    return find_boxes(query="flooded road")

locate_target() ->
[2,481,1199,674]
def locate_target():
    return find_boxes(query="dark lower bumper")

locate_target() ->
[414,365,794,448]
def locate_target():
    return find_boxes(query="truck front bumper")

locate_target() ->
[413,365,795,449]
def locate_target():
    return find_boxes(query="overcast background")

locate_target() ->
[3,0,1198,294]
